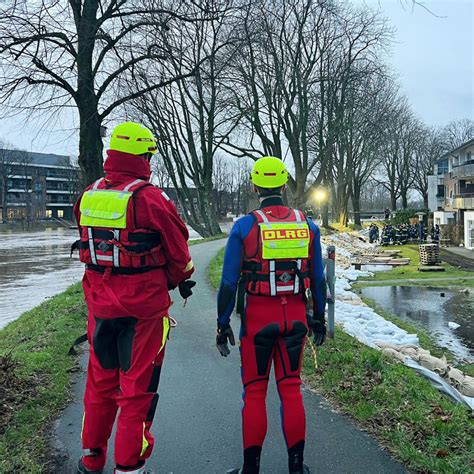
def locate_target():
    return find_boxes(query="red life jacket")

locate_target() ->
[241,208,311,297]
[75,178,166,272]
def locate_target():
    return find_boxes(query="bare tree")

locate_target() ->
[376,99,420,211]
[151,158,173,190]
[0,0,216,185]
[412,126,444,208]
[440,118,474,153]
[224,0,392,210]
[134,0,239,236]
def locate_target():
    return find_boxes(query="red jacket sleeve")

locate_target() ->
[136,187,194,287]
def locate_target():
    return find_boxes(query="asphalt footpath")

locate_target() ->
[53,239,407,474]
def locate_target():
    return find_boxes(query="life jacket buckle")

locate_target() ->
[279,272,292,283]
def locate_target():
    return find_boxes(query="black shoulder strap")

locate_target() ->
[68,333,88,356]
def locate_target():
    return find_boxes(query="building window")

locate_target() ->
[58,210,64,218]
[46,210,52,218]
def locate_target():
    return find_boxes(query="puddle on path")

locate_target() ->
[361,286,474,362]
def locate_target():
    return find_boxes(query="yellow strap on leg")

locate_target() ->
[308,338,318,369]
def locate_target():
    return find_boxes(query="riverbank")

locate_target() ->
[207,244,474,473]
[0,284,86,472]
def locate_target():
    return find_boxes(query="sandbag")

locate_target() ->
[447,367,465,388]
[382,347,406,362]
[459,375,474,397]
[399,347,419,360]
[418,353,448,375]
[375,341,401,351]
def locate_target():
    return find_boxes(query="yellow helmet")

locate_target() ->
[251,156,288,188]
[109,122,157,156]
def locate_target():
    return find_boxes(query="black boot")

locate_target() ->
[288,440,306,474]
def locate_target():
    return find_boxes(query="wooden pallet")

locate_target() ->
[419,244,440,266]
[417,265,445,272]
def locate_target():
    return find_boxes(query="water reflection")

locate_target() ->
[361,286,474,361]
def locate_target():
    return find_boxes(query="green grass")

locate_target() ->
[0,283,86,473]
[208,247,225,289]
[302,329,474,473]
[207,249,474,474]
[189,233,227,246]
[360,244,474,284]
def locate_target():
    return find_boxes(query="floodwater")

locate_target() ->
[361,286,474,362]
[0,226,203,329]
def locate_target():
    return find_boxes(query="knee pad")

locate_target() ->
[254,323,280,376]
[283,321,307,372]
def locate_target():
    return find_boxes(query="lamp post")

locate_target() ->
[312,188,328,224]
[417,212,426,243]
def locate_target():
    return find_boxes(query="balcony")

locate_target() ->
[451,163,474,179]
[452,193,474,210]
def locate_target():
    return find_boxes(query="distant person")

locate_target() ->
[384,208,391,221]
[215,157,327,474]
[73,122,195,474]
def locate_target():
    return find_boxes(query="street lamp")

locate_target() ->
[313,188,328,205]
[311,188,328,224]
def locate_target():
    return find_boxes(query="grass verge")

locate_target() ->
[0,235,227,473]
[0,283,86,473]
[207,249,474,473]
[208,247,225,289]
[189,233,227,246]
[360,244,474,284]
[302,329,474,473]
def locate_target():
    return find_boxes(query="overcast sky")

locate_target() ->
[0,0,472,157]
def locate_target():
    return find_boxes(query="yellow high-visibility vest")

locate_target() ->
[80,189,132,229]
[260,222,310,260]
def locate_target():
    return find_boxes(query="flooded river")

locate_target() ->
[0,226,203,329]
[0,228,84,329]
[361,286,474,362]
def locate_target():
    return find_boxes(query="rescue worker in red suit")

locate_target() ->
[216,157,327,474]
[73,122,195,474]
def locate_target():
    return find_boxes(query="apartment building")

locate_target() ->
[0,149,80,222]
[428,138,474,249]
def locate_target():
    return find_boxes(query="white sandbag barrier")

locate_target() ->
[321,234,474,410]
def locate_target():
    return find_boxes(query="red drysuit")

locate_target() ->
[74,150,194,471]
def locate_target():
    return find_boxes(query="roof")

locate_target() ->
[0,149,73,167]
[436,138,474,163]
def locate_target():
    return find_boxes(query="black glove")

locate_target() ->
[308,318,326,347]
[178,280,196,299]
[216,323,235,357]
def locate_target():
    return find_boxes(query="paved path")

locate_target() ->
[440,248,474,271]
[53,239,407,474]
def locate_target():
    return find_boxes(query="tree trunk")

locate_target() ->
[76,1,103,186]
[196,185,222,237]
[1,182,7,222]
[338,207,348,227]
[352,185,362,226]
[390,191,397,211]
[322,203,329,228]
[401,190,408,209]
[78,105,103,186]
